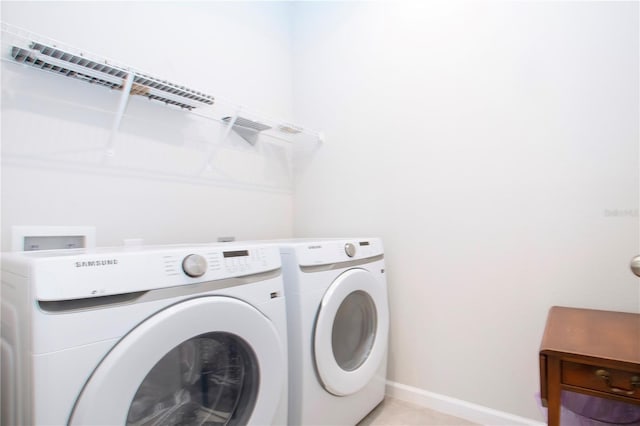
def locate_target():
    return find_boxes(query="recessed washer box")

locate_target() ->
[11,226,96,251]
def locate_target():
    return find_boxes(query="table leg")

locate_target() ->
[546,357,561,426]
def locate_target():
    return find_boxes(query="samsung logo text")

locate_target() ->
[75,259,119,268]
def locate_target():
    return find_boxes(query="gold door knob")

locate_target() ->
[631,255,640,277]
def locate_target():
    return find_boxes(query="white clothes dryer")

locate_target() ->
[1,242,288,426]
[277,238,389,426]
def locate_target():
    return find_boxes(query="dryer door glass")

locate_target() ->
[331,290,377,371]
[126,332,258,426]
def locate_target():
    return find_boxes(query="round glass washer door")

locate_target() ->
[69,296,285,425]
[126,331,258,425]
[314,268,389,396]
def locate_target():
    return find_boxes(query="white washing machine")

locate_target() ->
[1,242,288,426]
[277,238,389,426]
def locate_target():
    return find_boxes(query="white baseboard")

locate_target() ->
[385,380,545,426]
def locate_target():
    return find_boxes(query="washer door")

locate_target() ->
[70,296,284,425]
[314,268,389,396]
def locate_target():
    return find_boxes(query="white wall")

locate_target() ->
[1,1,297,250]
[291,1,639,421]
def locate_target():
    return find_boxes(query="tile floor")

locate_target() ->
[357,397,479,426]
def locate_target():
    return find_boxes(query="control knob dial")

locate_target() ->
[344,243,356,258]
[182,254,207,278]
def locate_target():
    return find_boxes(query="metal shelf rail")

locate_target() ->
[0,21,323,191]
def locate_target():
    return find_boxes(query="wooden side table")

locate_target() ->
[539,306,640,426]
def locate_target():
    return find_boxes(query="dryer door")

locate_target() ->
[69,296,284,425]
[314,268,389,396]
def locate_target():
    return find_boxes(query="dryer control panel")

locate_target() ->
[291,238,384,267]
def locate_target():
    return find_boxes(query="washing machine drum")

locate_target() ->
[69,296,285,425]
[314,268,389,396]
[126,331,257,425]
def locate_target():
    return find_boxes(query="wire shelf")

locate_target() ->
[1,21,322,193]
[0,21,323,146]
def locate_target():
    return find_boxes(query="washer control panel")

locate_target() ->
[220,249,265,275]
[14,243,282,301]
[168,246,275,279]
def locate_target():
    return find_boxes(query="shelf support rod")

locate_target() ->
[103,71,135,163]
[220,107,241,144]
[199,106,242,176]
